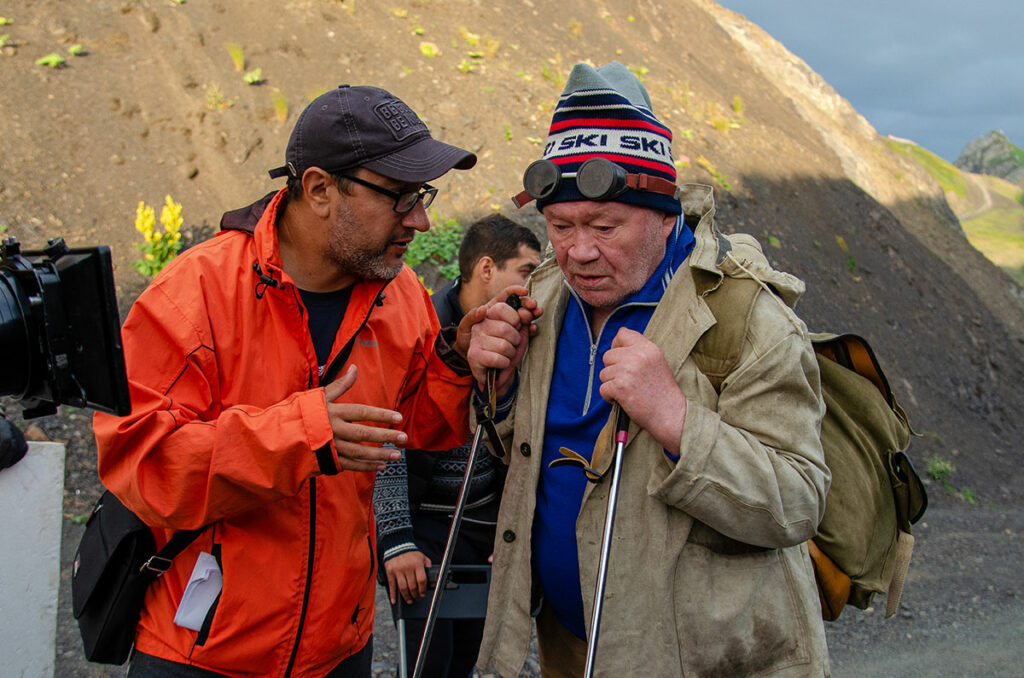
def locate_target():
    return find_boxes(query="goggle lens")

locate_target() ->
[577,158,627,201]
[523,159,563,201]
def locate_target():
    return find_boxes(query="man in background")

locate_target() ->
[374,214,541,677]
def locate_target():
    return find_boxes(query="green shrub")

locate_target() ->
[406,216,463,281]
[35,53,65,68]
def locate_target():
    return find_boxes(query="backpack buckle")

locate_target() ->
[140,555,174,575]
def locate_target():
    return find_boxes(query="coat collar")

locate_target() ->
[252,188,289,278]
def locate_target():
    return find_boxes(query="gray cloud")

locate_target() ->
[717,1,1024,160]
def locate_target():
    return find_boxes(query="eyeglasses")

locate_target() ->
[341,174,437,214]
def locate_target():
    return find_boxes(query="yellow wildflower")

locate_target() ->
[135,201,155,235]
[161,195,183,234]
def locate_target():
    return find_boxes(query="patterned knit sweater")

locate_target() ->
[373,442,501,561]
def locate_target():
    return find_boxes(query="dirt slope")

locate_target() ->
[1,0,1022,675]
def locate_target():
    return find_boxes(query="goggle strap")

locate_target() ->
[510,171,678,208]
[511,190,535,209]
[625,173,678,198]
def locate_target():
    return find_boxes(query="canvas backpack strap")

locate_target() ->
[690,276,762,393]
[885,531,915,618]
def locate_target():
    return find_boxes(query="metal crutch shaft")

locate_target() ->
[411,294,521,678]
[410,421,486,678]
[584,407,631,678]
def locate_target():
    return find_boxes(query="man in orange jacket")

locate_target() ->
[93,85,483,677]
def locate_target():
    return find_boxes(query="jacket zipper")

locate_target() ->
[565,287,657,415]
[280,281,317,678]
[283,477,317,678]
[349,534,376,644]
[280,280,391,676]
[320,281,392,385]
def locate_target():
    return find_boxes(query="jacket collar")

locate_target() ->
[683,182,805,307]
[433,278,465,327]
[223,188,393,308]
[252,188,289,279]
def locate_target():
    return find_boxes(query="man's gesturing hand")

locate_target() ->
[323,364,406,472]
[384,550,433,605]
[464,285,542,398]
[599,328,686,456]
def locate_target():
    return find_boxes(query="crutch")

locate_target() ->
[584,406,631,678]
[410,295,520,678]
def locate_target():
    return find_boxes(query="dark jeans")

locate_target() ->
[128,637,373,678]
[393,508,494,678]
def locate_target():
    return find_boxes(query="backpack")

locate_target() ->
[691,233,928,621]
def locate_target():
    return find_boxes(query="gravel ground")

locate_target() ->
[38,405,1021,678]
[55,496,1024,677]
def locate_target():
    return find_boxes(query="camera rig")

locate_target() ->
[1,236,130,420]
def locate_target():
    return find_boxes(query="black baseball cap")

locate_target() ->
[268,85,477,183]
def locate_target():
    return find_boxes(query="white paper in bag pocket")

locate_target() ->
[173,551,223,631]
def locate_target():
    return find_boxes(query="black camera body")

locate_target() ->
[0,237,130,420]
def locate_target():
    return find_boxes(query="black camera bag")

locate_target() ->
[72,490,202,664]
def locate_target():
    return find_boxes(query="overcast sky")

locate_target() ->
[715,1,1024,162]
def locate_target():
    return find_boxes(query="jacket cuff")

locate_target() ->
[435,326,471,377]
[314,444,339,475]
[380,533,418,562]
[650,398,719,506]
[299,388,339,475]
[472,372,518,424]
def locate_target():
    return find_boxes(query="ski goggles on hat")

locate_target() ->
[511,157,680,209]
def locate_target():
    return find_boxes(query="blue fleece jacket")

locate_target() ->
[532,216,695,639]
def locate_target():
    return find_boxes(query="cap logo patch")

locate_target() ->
[374,100,424,141]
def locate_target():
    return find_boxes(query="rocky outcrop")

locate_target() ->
[955,131,1024,185]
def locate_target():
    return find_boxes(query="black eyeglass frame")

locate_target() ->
[339,174,437,214]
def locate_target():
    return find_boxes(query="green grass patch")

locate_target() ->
[981,174,1024,204]
[270,89,288,122]
[887,139,967,198]
[225,42,245,71]
[35,52,65,68]
[962,209,1024,286]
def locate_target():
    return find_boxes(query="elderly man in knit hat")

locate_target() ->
[466,62,830,676]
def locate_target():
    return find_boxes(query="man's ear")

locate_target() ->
[301,168,334,218]
[475,255,495,284]
[661,211,677,238]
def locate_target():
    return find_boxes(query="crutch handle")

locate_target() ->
[615,407,630,439]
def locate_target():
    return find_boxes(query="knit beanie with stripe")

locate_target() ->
[536,61,681,215]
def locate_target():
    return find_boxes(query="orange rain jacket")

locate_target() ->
[93,189,472,677]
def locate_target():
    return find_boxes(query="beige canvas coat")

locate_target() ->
[476,185,831,677]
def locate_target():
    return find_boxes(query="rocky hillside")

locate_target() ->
[956,130,1024,186]
[3,0,1023,510]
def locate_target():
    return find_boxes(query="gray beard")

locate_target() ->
[331,243,403,282]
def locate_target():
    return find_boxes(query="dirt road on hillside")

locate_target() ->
[960,173,996,221]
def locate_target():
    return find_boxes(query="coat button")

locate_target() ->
[520,442,531,457]
[503,530,516,543]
